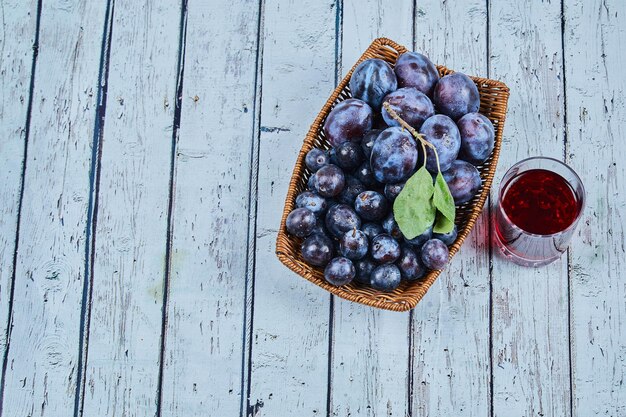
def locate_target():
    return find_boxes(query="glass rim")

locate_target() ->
[496,156,586,238]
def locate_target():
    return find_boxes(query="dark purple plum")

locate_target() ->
[370,264,402,292]
[361,222,383,241]
[301,233,334,267]
[310,216,331,238]
[370,234,401,264]
[354,161,377,187]
[419,114,461,173]
[442,160,482,205]
[335,141,365,172]
[361,129,381,158]
[324,257,356,286]
[307,173,318,191]
[396,246,426,281]
[354,258,376,284]
[421,239,449,270]
[325,204,361,238]
[285,207,316,238]
[323,98,373,148]
[305,148,329,172]
[394,52,440,96]
[372,112,388,129]
[381,213,403,240]
[433,224,458,246]
[314,164,345,197]
[433,72,480,120]
[384,182,405,202]
[457,112,495,165]
[381,87,435,130]
[339,229,369,260]
[354,191,388,221]
[296,191,328,216]
[349,58,398,110]
[404,224,433,248]
[337,175,366,205]
[370,127,419,184]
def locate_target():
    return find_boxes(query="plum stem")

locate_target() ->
[382,102,442,173]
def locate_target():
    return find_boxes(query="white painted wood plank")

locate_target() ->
[489,1,570,416]
[564,0,626,415]
[411,1,491,415]
[0,1,107,415]
[248,0,337,414]
[158,0,260,415]
[0,0,38,383]
[80,1,182,415]
[329,2,412,416]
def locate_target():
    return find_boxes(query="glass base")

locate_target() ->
[493,228,561,268]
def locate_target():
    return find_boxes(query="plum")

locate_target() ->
[396,245,426,281]
[381,213,403,240]
[296,191,328,217]
[370,234,401,264]
[354,161,377,187]
[335,141,365,172]
[354,258,376,284]
[433,72,480,120]
[339,229,369,260]
[305,148,329,172]
[457,112,495,165]
[442,160,482,205]
[325,204,362,238]
[354,190,388,221]
[394,52,440,96]
[404,224,433,248]
[337,175,366,205]
[370,264,402,292]
[301,233,334,266]
[349,58,398,110]
[433,224,458,246]
[361,129,381,158]
[381,87,435,130]
[361,222,384,241]
[315,164,345,197]
[421,239,449,270]
[323,98,373,147]
[286,207,316,238]
[324,257,356,286]
[370,126,419,184]
[384,182,405,202]
[419,114,461,173]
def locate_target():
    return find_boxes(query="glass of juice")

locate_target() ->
[494,157,585,267]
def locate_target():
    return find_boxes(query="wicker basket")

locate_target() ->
[275,38,510,312]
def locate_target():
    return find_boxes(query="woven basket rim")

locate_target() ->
[275,37,510,312]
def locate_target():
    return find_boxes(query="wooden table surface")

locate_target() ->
[1,0,624,416]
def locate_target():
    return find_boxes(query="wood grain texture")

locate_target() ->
[247,0,337,415]
[328,2,413,416]
[0,1,107,415]
[80,1,182,415]
[158,0,260,415]
[0,0,38,385]
[564,0,626,415]
[489,1,570,416]
[411,1,491,415]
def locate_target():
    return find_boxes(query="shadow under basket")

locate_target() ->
[275,37,510,312]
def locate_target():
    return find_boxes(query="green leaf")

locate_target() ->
[393,167,436,239]
[433,211,455,234]
[433,173,456,223]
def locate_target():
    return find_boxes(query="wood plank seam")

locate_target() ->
[155,1,189,416]
[325,1,342,416]
[560,1,575,415]
[486,2,494,417]
[72,1,115,415]
[0,0,42,413]
[242,0,266,415]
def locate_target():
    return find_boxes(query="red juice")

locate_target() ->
[500,169,579,235]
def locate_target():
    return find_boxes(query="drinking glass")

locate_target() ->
[493,157,586,267]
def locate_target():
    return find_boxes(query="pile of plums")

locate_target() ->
[285,51,494,292]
